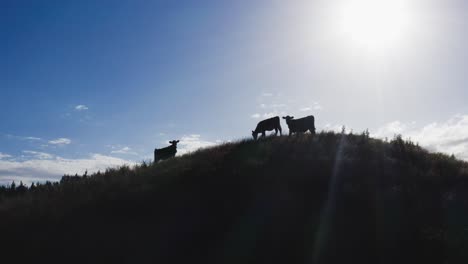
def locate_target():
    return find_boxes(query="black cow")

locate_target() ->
[252,116,282,140]
[282,115,316,135]
[154,140,179,162]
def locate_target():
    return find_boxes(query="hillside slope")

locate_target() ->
[1,132,468,263]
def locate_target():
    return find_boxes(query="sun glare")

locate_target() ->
[336,0,412,52]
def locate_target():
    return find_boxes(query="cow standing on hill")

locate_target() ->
[252,116,282,140]
[154,140,179,163]
[282,115,316,135]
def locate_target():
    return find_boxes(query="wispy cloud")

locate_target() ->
[75,105,89,111]
[260,103,287,109]
[300,102,322,112]
[262,112,284,118]
[0,153,12,159]
[111,147,138,155]
[48,138,71,145]
[374,121,411,137]
[374,115,468,160]
[323,123,345,132]
[22,151,54,160]
[250,111,286,119]
[5,134,42,141]
[24,136,42,141]
[174,135,217,155]
[4,134,74,148]
[251,113,261,119]
[261,92,273,97]
[0,154,132,185]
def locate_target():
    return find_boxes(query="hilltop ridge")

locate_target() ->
[1,132,468,263]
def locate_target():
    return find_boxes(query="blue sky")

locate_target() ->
[2,0,468,184]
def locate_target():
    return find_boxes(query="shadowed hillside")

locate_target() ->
[1,132,468,263]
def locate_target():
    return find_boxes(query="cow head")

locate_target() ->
[282,116,294,121]
[169,140,180,146]
[252,130,258,140]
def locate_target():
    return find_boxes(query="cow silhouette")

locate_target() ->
[282,115,316,135]
[252,116,282,140]
[154,140,179,162]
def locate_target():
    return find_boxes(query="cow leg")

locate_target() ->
[278,126,282,136]
[274,128,278,136]
[262,131,266,138]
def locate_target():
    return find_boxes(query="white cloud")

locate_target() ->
[0,154,132,185]
[323,123,345,133]
[5,134,42,141]
[374,121,409,137]
[260,103,287,109]
[251,111,286,120]
[23,151,54,160]
[24,136,41,141]
[75,105,89,111]
[251,113,261,119]
[300,102,322,112]
[175,135,217,155]
[111,147,138,155]
[262,112,277,118]
[374,115,468,160]
[262,111,286,119]
[261,92,273,97]
[0,153,12,159]
[313,102,323,110]
[48,138,71,145]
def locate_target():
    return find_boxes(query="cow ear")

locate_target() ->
[176,140,180,143]
[282,116,285,119]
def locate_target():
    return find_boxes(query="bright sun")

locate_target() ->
[336,0,412,52]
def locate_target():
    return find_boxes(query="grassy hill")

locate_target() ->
[1,132,468,263]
